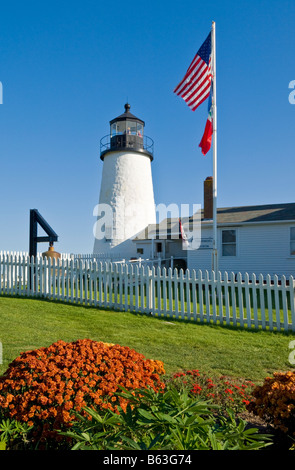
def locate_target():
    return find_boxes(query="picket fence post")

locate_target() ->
[289,275,295,332]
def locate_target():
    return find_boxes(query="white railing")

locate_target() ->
[0,252,295,332]
[0,250,73,260]
[74,253,122,261]
[74,254,177,269]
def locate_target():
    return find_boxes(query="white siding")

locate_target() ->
[165,240,187,259]
[188,223,295,278]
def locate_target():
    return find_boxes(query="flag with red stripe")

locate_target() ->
[199,87,213,155]
[174,32,212,111]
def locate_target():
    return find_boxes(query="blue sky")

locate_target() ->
[0,0,294,254]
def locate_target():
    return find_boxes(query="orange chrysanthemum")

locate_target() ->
[0,339,165,443]
[246,371,295,435]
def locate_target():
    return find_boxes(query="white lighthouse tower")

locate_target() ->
[93,103,156,259]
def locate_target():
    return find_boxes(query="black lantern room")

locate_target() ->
[100,103,154,161]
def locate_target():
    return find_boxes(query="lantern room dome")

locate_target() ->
[110,103,145,126]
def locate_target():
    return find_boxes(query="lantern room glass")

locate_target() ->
[111,120,144,137]
[136,123,143,137]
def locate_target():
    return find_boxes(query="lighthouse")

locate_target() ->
[93,103,156,259]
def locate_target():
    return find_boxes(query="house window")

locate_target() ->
[291,228,295,255]
[156,242,162,253]
[137,248,144,255]
[222,230,236,256]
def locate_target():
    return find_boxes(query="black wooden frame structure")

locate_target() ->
[29,209,59,259]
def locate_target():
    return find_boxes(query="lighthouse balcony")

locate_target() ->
[100,133,154,161]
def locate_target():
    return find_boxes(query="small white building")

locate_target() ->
[187,202,295,279]
[133,177,295,279]
[133,217,188,270]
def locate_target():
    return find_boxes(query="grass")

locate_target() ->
[0,295,294,383]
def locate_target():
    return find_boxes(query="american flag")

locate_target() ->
[179,218,189,248]
[174,32,212,111]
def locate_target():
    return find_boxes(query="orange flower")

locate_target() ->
[55,394,63,405]
[64,401,73,411]
[247,370,295,435]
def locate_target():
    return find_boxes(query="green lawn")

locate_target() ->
[0,295,294,383]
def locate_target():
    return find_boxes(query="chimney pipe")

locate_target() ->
[204,176,213,219]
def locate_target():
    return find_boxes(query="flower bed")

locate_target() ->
[169,369,255,414]
[1,339,294,450]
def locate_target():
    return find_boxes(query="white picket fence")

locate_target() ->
[1,252,295,332]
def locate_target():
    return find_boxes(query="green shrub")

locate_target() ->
[61,384,273,450]
[0,414,33,450]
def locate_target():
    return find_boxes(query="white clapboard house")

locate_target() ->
[133,178,295,279]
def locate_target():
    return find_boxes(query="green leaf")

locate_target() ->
[120,436,142,450]
[138,409,155,421]
[0,441,6,451]
[148,433,164,450]
[154,412,177,423]
[71,441,84,450]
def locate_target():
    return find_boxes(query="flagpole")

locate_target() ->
[212,21,218,273]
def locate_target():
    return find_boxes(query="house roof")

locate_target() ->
[134,218,180,241]
[203,202,295,224]
[133,203,295,241]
